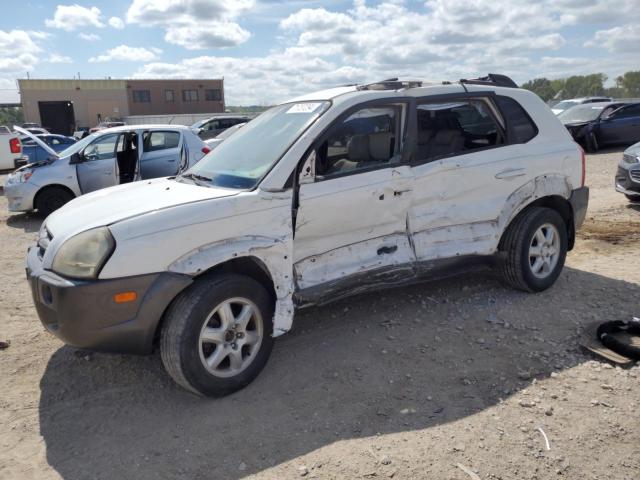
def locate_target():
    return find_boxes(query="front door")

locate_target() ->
[76,132,119,193]
[139,130,183,179]
[293,102,415,299]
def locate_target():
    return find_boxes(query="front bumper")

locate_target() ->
[26,246,192,354]
[615,165,640,197]
[4,179,38,212]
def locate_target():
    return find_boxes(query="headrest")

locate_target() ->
[347,134,369,162]
[433,129,460,145]
[368,131,393,161]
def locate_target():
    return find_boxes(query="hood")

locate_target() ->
[551,108,562,115]
[13,126,58,158]
[624,141,640,158]
[45,177,240,240]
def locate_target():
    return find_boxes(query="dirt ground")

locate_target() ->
[1,149,639,480]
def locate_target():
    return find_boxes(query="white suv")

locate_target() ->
[26,75,589,396]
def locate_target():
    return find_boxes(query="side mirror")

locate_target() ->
[69,152,83,164]
[298,151,316,185]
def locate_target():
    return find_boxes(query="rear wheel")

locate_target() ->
[160,273,274,397]
[35,186,74,216]
[500,207,568,292]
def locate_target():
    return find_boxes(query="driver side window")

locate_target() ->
[315,106,402,178]
[83,133,120,161]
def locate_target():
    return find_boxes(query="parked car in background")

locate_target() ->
[551,97,612,115]
[203,122,246,150]
[89,121,125,134]
[558,101,640,152]
[21,134,77,163]
[26,127,49,135]
[0,126,27,172]
[21,122,41,129]
[73,127,90,140]
[191,115,250,140]
[5,125,209,215]
[23,75,589,396]
[615,141,640,202]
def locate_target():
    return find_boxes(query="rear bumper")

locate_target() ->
[569,186,589,230]
[26,246,192,354]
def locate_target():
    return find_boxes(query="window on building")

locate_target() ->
[205,89,222,101]
[132,90,151,103]
[182,89,199,102]
[165,89,175,102]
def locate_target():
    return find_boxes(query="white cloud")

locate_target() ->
[108,16,125,29]
[586,24,640,53]
[0,30,43,74]
[89,44,161,63]
[126,0,253,49]
[79,32,100,41]
[45,4,105,31]
[48,53,73,64]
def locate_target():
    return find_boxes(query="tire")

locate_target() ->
[585,132,599,153]
[160,273,275,397]
[35,186,74,216]
[500,207,568,292]
[625,194,640,202]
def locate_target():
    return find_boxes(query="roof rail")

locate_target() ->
[459,73,518,89]
[357,78,423,91]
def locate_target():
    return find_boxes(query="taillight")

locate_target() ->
[579,144,586,187]
[202,146,211,154]
[9,137,21,154]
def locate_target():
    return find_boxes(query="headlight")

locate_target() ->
[52,227,115,279]
[623,153,639,164]
[7,169,33,184]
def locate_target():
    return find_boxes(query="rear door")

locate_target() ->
[139,130,183,179]
[76,132,119,193]
[408,94,539,264]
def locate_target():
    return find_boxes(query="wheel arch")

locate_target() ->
[499,194,575,251]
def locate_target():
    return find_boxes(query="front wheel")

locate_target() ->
[160,273,274,397]
[35,186,74,216]
[500,207,568,292]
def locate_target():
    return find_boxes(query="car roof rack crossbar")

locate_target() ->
[459,73,518,89]
[357,78,423,91]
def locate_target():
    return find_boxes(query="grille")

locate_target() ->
[630,169,640,182]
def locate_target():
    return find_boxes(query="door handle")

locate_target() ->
[393,189,412,196]
[168,159,176,162]
[495,168,526,179]
[104,171,111,175]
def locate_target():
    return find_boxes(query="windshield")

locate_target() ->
[57,132,101,157]
[558,105,605,123]
[553,100,578,111]
[184,101,330,189]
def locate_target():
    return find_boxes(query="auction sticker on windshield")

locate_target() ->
[287,103,323,114]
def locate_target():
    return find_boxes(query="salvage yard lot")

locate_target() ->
[1,150,639,480]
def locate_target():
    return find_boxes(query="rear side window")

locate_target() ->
[495,96,538,144]
[143,131,180,152]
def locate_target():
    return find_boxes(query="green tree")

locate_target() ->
[0,107,24,127]
[616,71,640,97]
[561,74,607,98]
[521,78,556,101]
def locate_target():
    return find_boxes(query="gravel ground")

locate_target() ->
[1,148,639,480]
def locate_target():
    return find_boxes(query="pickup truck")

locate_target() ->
[0,126,27,172]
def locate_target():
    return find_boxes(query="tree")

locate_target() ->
[521,78,556,101]
[616,71,640,97]
[0,107,24,127]
[561,74,607,98]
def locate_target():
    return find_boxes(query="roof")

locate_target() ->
[100,124,192,132]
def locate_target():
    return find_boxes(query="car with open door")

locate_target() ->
[4,125,209,215]
[25,74,588,397]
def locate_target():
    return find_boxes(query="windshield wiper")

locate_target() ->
[179,172,213,185]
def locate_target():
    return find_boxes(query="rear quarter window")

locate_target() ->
[496,96,538,144]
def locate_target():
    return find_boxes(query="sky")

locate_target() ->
[1,0,639,105]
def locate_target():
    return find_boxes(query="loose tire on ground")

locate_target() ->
[499,207,568,292]
[160,273,274,397]
[35,186,74,217]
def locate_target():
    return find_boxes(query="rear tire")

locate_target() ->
[35,186,74,217]
[500,207,568,292]
[160,273,274,397]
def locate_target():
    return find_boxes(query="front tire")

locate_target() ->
[160,273,274,397]
[500,207,568,292]
[35,186,74,216]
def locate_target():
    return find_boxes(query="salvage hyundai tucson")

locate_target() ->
[26,75,589,397]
